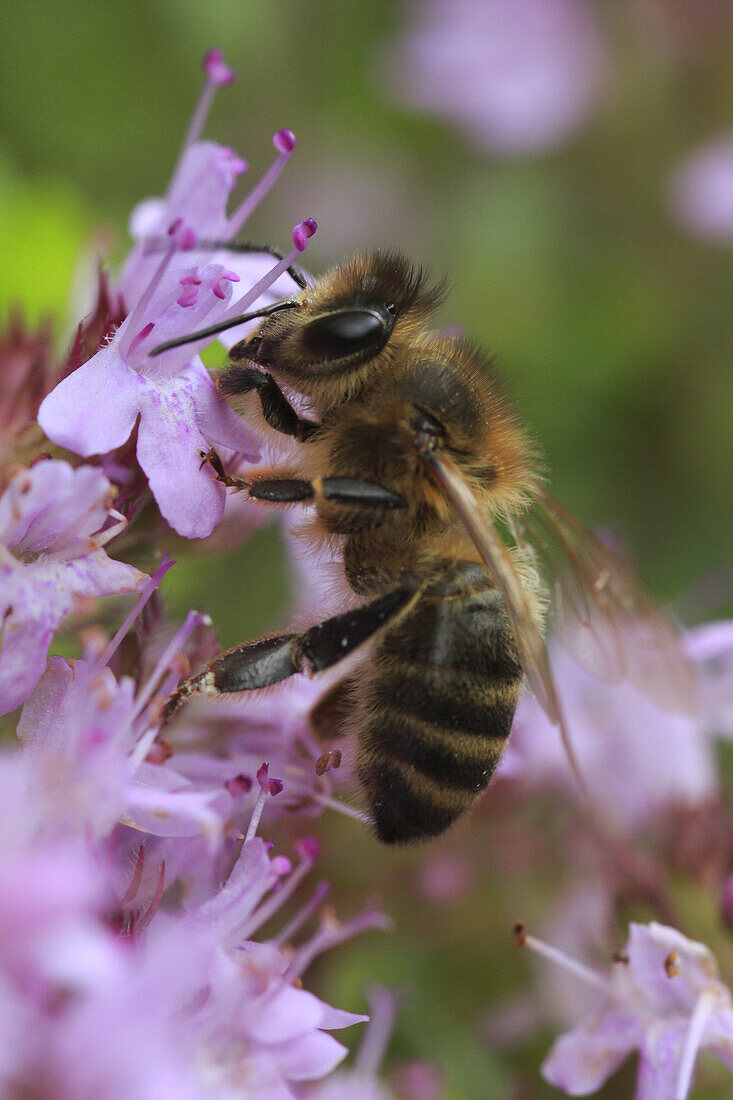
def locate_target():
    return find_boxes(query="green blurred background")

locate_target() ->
[2,2,731,1095]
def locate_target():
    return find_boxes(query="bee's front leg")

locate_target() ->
[199,448,250,491]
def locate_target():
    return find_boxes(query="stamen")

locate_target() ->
[214,219,317,329]
[309,791,370,824]
[240,836,320,939]
[226,130,297,237]
[271,882,330,947]
[513,922,612,994]
[127,611,206,758]
[675,989,719,1100]
[355,985,398,1078]
[122,221,196,357]
[92,555,174,674]
[244,763,283,843]
[180,50,237,159]
[120,844,146,906]
[285,906,391,982]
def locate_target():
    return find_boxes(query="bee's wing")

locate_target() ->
[521,488,698,715]
[425,450,698,791]
[423,450,587,790]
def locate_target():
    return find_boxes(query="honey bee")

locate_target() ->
[156,251,695,844]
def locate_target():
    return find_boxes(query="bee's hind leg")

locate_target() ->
[162,587,416,725]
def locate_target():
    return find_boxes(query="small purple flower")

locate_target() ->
[38,259,260,539]
[669,132,733,242]
[519,921,733,1098]
[0,460,145,716]
[17,608,230,845]
[383,0,607,155]
[39,55,316,540]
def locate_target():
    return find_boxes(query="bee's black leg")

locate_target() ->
[218,366,320,443]
[249,475,407,512]
[162,588,414,723]
[201,450,407,513]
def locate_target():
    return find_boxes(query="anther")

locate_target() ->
[127,322,155,357]
[292,218,317,252]
[257,762,284,797]
[177,286,199,308]
[212,272,240,299]
[295,837,321,861]
[146,738,173,764]
[273,128,297,154]
[316,749,342,776]
[204,48,236,87]
[664,951,681,978]
[513,921,527,947]
[225,774,253,797]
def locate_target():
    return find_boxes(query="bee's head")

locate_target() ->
[224,251,445,402]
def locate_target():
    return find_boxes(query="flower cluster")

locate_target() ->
[0,50,389,1099]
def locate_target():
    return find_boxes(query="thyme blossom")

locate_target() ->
[38,51,316,539]
[0,459,145,716]
[517,921,733,1098]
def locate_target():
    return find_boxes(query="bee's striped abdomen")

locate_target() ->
[356,561,523,844]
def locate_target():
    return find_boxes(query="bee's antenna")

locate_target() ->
[149,299,299,356]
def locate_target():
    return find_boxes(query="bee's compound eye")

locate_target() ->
[301,307,394,364]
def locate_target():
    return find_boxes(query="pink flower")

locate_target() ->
[38,260,259,540]
[669,132,733,242]
[519,921,733,1098]
[383,0,607,155]
[39,53,316,540]
[0,460,145,716]
[17,603,230,845]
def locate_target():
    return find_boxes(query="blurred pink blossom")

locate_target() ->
[670,132,733,241]
[500,621,733,828]
[0,460,145,716]
[383,0,607,155]
[525,921,733,1097]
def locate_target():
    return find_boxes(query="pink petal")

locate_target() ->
[186,359,260,456]
[0,576,61,715]
[267,1030,349,1081]
[0,462,111,554]
[542,1011,638,1095]
[38,353,144,457]
[247,987,327,1044]
[39,553,146,600]
[635,1022,688,1100]
[136,380,226,539]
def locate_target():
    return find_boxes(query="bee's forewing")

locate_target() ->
[526,489,698,715]
[423,451,561,721]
